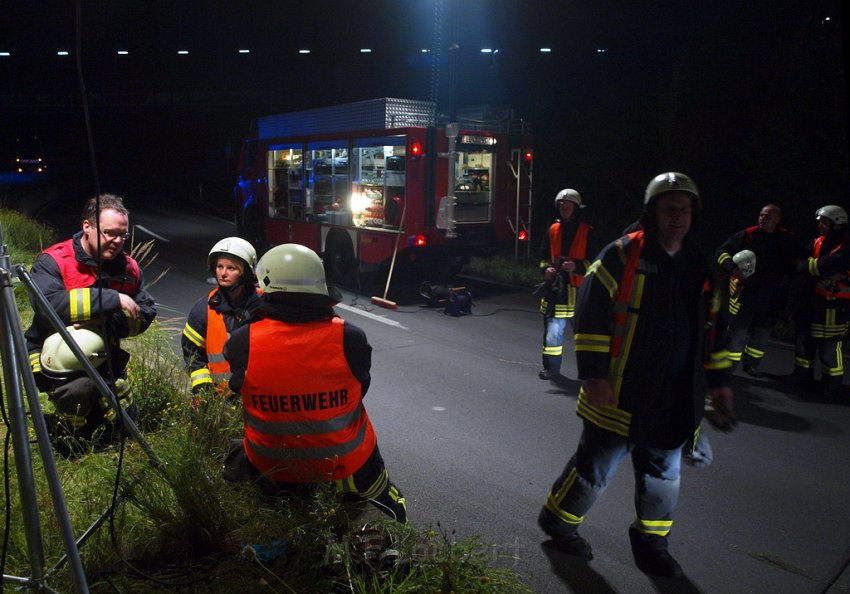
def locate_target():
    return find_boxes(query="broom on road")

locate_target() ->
[371,199,407,310]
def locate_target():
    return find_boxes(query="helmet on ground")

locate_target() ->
[554,188,582,209]
[815,205,848,226]
[732,249,757,278]
[41,326,106,376]
[208,237,257,278]
[255,243,329,296]
[644,172,700,208]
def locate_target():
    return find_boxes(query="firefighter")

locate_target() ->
[786,205,850,400]
[536,188,595,380]
[538,172,734,577]
[182,237,262,399]
[25,193,157,452]
[223,243,407,523]
[714,204,806,377]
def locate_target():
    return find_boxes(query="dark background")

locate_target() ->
[1,1,848,250]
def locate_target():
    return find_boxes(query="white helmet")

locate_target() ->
[815,205,848,226]
[255,243,330,296]
[554,188,582,209]
[732,249,757,279]
[41,326,107,376]
[208,237,258,278]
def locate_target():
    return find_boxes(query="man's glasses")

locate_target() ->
[98,228,130,241]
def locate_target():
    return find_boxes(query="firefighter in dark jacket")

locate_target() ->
[787,205,850,400]
[538,172,734,577]
[715,204,806,377]
[223,243,407,522]
[25,193,157,448]
[182,237,263,398]
[537,188,594,380]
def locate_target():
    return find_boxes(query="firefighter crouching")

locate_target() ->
[182,236,263,402]
[536,188,595,380]
[223,244,407,523]
[24,193,156,453]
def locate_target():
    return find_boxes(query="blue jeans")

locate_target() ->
[542,316,572,372]
[543,421,682,536]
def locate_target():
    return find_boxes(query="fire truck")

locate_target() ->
[234,98,532,286]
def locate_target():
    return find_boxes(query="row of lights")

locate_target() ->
[0,47,579,58]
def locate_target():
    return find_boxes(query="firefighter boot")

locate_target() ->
[822,376,844,403]
[741,359,763,379]
[629,527,683,578]
[537,508,593,560]
[783,366,816,393]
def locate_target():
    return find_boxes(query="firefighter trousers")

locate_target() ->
[542,421,682,538]
[727,303,773,369]
[541,315,575,373]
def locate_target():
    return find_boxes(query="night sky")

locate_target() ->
[1,1,847,248]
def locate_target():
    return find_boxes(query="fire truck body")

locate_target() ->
[234,98,532,284]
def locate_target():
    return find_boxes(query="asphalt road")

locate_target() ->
[7,185,850,593]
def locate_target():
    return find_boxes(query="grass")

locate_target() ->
[462,251,541,288]
[0,209,536,593]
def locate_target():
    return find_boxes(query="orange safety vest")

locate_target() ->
[548,221,592,287]
[610,231,644,357]
[43,238,141,294]
[205,288,231,383]
[812,235,850,300]
[240,316,377,483]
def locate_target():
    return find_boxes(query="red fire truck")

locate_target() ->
[234,98,532,285]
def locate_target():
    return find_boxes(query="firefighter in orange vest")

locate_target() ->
[182,237,262,399]
[25,193,157,450]
[536,188,595,380]
[223,244,407,523]
[787,205,850,400]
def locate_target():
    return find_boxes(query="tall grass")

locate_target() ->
[0,210,537,592]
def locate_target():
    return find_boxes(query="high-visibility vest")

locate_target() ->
[548,221,592,287]
[812,235,850,299]
[205,289,231,383]
[240,316,377,483]
[43,238,141,294]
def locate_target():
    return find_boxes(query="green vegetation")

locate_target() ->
[462,252,540,288]
[0,209,535,593]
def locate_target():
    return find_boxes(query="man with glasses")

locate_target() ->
[25,193,157,454]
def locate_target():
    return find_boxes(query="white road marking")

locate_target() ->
[335,303,408,330]
[134,225,170,243]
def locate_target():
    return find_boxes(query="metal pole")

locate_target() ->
[0,226,90,592]
[515,150,521,260]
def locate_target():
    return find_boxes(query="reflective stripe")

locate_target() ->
[634,518,673,537]
[246,419,368,462]
[191,367,213,388]
[30,351,42,373]
[183,323,205,348]
[244,402,365,436]
[543,345,563,356]
[69,287,91,322]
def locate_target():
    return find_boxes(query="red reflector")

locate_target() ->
[410,141,422,156]
[524,150,533,161]
[518,230,528,241]
[415,234,427,247]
